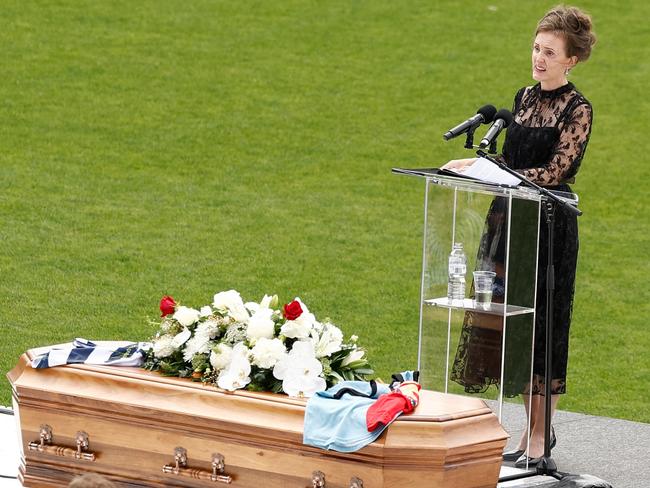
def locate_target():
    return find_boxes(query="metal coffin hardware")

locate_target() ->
[162,447,233,484]
[311,471,326,487]
[27,424,96,461]
[310,470,364,488]
[350,476,364,488]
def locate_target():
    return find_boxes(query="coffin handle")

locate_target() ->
[27,425,96,462]
[310,472,363,488]
[162,447,232,484]
[350,476,364,488]
[311,470,326,487]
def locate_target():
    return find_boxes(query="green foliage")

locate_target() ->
[1,1,648,421]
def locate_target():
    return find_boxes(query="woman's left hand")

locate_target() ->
[442,158,476,172]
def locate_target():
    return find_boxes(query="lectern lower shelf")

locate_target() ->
[424,297,534,317]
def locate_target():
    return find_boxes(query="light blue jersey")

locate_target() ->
[303,380,391,452]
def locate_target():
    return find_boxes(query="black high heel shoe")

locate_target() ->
[504,426,556,463]
[514,454,542,469]
[513,427,558,468]
[502,449,525,462]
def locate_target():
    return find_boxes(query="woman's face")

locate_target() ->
[531,31,577,88]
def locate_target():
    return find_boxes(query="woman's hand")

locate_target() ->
[441,158,477,172]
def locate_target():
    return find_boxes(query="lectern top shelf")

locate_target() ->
[392,167,579,206]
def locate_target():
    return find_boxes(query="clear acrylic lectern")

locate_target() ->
[394,167,554,469]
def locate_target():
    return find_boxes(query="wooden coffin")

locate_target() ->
[8,345,508,488]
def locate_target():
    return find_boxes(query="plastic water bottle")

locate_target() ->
[447,242,467,302]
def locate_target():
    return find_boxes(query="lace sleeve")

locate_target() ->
[521,102,593,185]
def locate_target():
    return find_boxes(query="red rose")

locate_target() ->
[159,295,176,317]
[283,300,303,321]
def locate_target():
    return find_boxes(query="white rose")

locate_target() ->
[199,305,213,317]
[251,338,286,369]
[213,290,250,322]
[173,306,201,327]
[210,343,234,370]
[280,298,315,339]
[246,308,275,344]
[153,335,176,358]
[280,319,311,339]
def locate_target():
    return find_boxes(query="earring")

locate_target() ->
[565,67,570,76]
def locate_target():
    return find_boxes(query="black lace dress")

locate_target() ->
[450,82,593,396]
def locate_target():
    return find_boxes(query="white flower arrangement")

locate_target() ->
[145,291,373,398]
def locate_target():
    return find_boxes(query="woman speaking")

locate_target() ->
[444,5,596,467]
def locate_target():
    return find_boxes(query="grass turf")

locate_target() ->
[1,0,648,422]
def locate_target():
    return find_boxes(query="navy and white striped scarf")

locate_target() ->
[31,338,152,369]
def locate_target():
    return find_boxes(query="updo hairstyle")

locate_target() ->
[536,5,597,61]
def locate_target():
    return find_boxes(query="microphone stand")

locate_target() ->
[475,149,581,481]
[464,125,478,150]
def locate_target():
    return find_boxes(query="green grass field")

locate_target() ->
[1,0,648,422]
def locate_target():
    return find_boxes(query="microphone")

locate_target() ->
[443,105,497,141]
[479,109,513,149]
